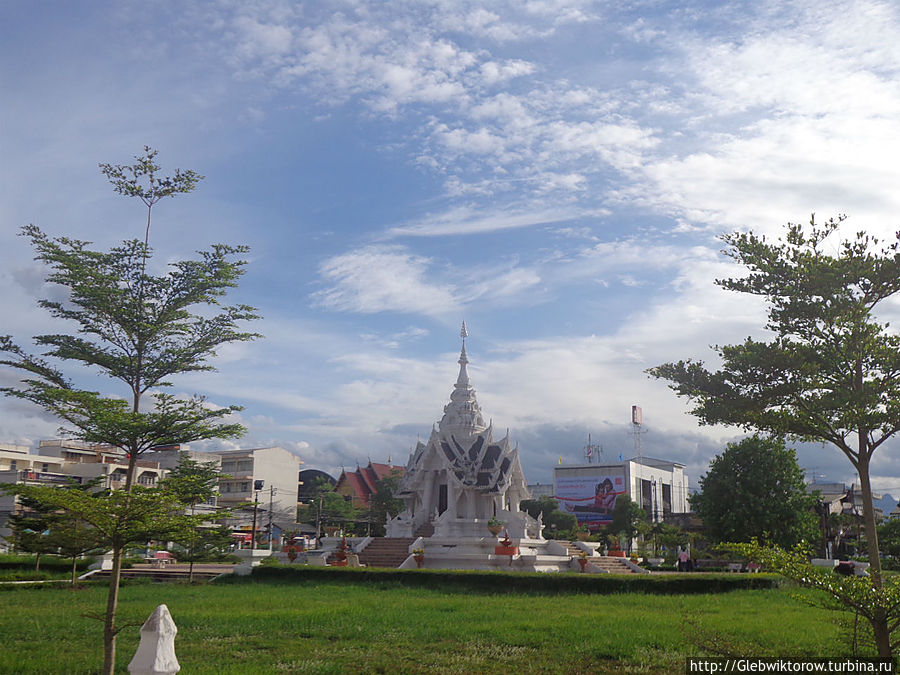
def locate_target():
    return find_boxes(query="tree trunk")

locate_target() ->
[102,545,123,675]
[856,452,892,657]
[856,453,883,587]
[71,555,77,586]
[872,607,891,659]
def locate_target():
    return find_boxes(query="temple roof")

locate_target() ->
[336,461,404,508]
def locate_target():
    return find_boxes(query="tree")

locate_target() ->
[649,215,900,656]
[520,496,577,537]
[159,452,229,582]
[877,519,900,561]
[7,475,105,579]
[650,522,688,558]
[365,471,404,536]
[609,495,647,550]
[0,148,259,674]
[7,488,63,569]
[298,478,357,540]
[690,435,817,549]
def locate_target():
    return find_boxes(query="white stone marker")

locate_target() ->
[128,604,180,675]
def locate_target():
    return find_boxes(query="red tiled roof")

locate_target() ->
[335,462,405,508]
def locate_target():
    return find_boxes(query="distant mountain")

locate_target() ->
[875,493,898,517]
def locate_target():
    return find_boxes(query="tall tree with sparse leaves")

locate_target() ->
[0,148,259,675]
[649,215,900,657]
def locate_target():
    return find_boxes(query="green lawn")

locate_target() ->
[1,576,852,674]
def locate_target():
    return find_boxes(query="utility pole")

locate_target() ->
[315,493,323,548]
[267,485,276,551]
[250,479,264,551]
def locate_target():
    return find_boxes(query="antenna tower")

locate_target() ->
[584,434,602,464]
[631,405,646,463]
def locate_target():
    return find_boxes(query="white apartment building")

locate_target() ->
[217,446,302,523]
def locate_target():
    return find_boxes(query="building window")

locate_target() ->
[41,463,49,472]
[10,460,17,470]
[237,460,253,472]
[222,461,236,472]
[241,482,250,492]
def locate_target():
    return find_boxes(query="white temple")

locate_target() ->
[312,324,643,573]
[386,323,534,539]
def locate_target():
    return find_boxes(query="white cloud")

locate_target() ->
[386,205,596,237]
[312,245,459,316]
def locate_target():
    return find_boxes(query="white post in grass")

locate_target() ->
[128,604,180,675]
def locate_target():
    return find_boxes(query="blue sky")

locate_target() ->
[4,0,900,491]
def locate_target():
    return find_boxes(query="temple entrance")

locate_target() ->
[438,484,448,514]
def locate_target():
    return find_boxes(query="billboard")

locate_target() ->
[554,468,627,529]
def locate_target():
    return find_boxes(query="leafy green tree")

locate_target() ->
[0,148,259,674]
[877,519,900,561]
[365,471,404,536]
[159,452,229,581]
[610,495,648,550]
[161,452,223,507]
[520,496,577,537]
[732,540,900,655]
[48,508,106,586]
[7,475,105,577]
[7,489,61,569]
[649,216,900,656]
[298,478,357,540]
[170,525,234,567]
[690,436,818,549]
[650,522,688,558]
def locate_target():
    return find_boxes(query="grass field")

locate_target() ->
[1,574,853,674]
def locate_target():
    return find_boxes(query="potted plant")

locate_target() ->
[412,547,425,569]
[607,533,626,558]
[577,550,589,572]
[487,517,504,536]
[574,525,591,542]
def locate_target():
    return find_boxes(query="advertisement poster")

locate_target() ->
[554,470,626,529]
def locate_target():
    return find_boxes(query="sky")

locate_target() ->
[4,0,900,492]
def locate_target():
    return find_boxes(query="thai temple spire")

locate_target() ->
[456,321,470,387]
[439,321,486,440]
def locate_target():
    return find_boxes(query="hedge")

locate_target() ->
[0,554,92,572]
[219,564,781,595]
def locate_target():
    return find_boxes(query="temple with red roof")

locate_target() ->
[335,461,404,509]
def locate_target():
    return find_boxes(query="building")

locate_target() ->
[37,440,165,489]
[335,461,404,510]
[527,483,555,499]
[388,323,532,539]
[216,446,302,528]
[0,440,167,550]
[554,457,690,530]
